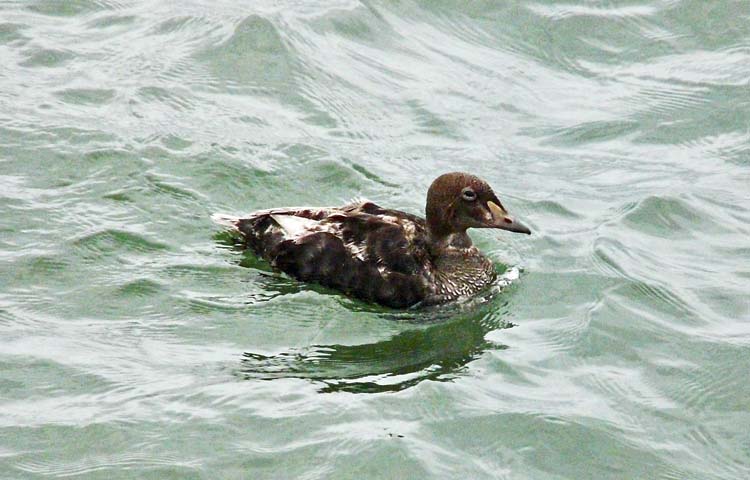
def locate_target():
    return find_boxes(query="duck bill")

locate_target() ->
[487,200,531,235]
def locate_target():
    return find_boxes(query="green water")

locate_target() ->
[1,1,749,478]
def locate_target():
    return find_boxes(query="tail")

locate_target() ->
[211,213,241,231]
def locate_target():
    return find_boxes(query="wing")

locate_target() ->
[213,201,432,307]
[270,230,428,308]
[325,207,429,277]
[213,206,335,258]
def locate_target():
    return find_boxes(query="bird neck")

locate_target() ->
[426,227,473,255]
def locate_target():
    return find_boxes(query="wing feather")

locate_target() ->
[212,201,431,307]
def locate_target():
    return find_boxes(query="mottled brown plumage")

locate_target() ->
[213,172,531,308]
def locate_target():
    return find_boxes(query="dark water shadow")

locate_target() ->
[237,300,513,394]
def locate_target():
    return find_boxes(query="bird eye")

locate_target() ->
[461,187,477,201]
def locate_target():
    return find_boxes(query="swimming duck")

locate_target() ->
[212,172,531,308]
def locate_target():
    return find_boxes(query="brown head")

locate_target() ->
[425,172,531,243]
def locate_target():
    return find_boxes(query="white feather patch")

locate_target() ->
[345,241,367,261]
[270,214,320,239]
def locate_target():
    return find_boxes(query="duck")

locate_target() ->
[212,172,531,308]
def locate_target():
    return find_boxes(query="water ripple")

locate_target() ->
[2,0,750,478]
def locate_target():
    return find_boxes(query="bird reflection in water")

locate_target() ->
[237,293,514,394]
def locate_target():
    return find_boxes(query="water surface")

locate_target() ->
[1,1,749,478]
